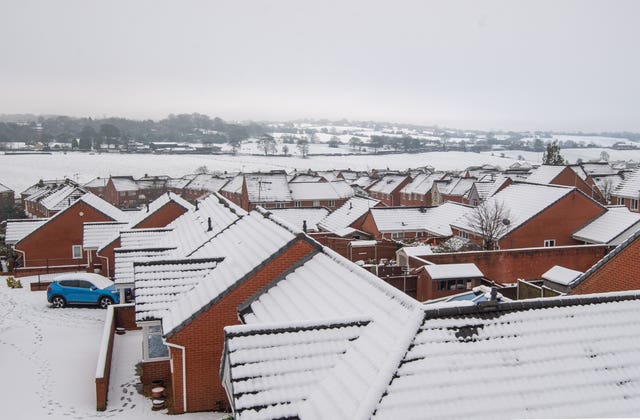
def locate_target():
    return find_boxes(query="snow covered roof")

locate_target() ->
[5,218,48,244]
[184,174,230,193]
[0,182,12,193]
[399,173,437,195]
[289,174,325,183]
[245,172,292,203]
[613,167,640,199]
[161,209,303,336]
[374,293,640,419]
[573,206,640,244]
[156,193,247,257]
[452,183,579,239]
[223,318,370,419]
[525,164,566,184]
[352,175,376,189]
[221,174,244,194]
[541,265,583,286]
[77,193,127,221]
[110,176,139,192]
[397,245,433,257]
[289,181,354,201]
[134,258,222,322]
[315,170,340,182]
[471,175,511,201]
[367,175,409,194]
[127,192,193,228]
[229,249,421,420]
[83,177,108,188]
[423,263,483,280]
[83,221,129,250]
[38,184,86,211]
[370,202,470,236]
[114,247,176,285]
[268,208,330,232]
[317,196,380,233]
[445,177,476,197]
[120,228,172,249]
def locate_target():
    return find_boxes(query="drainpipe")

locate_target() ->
[96,254,110,278]
[164,342,187,413]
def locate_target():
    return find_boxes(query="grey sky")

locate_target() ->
[2,0,639,131]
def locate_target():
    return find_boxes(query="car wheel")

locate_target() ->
[51,296,66,308]
[99,296,113,309]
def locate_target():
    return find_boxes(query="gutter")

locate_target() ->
[164,341,187,413]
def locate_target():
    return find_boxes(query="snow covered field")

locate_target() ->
[0,151,519,193]
[488,148,640,165]
[0,276,224,420]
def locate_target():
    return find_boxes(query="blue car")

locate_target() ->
[47,273,120,309]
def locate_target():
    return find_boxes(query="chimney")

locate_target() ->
[490,287,498,301]
[146,203,150,212]
[195,201,199,211]
[207,217,213,232]
[302,220,308,233]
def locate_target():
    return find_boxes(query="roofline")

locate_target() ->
[423,290,640,319]
[132,256,225,268]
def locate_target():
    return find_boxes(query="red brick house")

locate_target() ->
[22,180,86,218]
[132,209,320,413]
[104,175,171,209]
[611,167,640,212]
[83,177,109,198]
[359,202,470,243]
[399,173,440,206]
[12,193,126,276]
[366,174,412,206]
[526,165,603,203]
[451,183,606,250]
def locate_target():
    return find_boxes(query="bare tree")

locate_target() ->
[297,138,310,158]
[465,200,511,250]
[598,177,615,204]
[257,135,276,156]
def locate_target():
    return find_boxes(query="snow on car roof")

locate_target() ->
[53,272,114,289]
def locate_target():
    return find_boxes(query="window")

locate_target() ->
[294,201,301,208]
[119,191,125,197]
[328,200,335,207]
[392,232,405,240]
[72,245,83,259]
[544,239,556,247]
[276,202,285,209]
[313,200,320,207]
[617,197,624,205]
[631,199,639,211]
[144,324,169,360]
[458,231,469,239]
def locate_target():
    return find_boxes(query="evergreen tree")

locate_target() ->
[542,141,565,165]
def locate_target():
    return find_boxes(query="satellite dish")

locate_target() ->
[502,218,511,226]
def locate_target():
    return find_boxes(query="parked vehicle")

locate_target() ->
[47,273,120,309]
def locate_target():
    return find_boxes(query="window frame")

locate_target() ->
[543,239,556,247]
[631,198,639,211]
[72,245,83,259]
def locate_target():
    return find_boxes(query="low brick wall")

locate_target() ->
[95,305,116,411]
[414,245,608,284]
[114,304,140,331]
[30,281,52,291]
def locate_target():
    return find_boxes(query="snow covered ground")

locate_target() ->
[487,148,640,165]
[0,150,519,193]
[0,276,226,420]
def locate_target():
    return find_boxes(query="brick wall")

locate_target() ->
[166,238,317,413]
[114,304,139,330]
[415,270,483,301]
[141,360,171,388]
[498,190,605,249]
[418,245,608,284]
[571,236,640,295]
[16,201,116,270]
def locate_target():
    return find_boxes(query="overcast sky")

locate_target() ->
[2,0,639,132]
